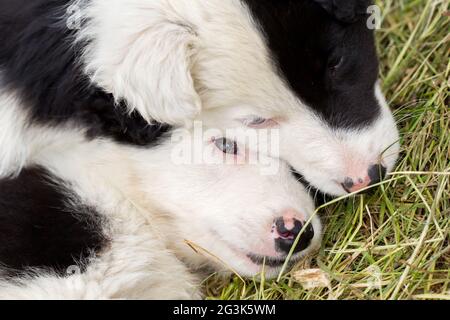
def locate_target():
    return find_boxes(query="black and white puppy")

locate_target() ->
[0,126,321,299]
[0,0,400,197]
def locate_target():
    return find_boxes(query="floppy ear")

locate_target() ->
[312,0,372,23]
[80,3,201,125]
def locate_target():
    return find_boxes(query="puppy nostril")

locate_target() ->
[342,177,354,192]
[368,164,387,185]
[275,217,301,237]
[274,217,314,254]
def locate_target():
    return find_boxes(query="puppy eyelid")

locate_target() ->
[241,116,279,128]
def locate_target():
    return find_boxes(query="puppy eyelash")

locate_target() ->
[246,117,266,125]
[242,117,278,128]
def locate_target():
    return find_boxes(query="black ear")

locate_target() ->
[312,0,372,23]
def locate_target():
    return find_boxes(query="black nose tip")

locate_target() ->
[274,217,314,254]
[368,164,387,185]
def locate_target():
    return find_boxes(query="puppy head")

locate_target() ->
[80,0,399,196]
[193,0,399,196]
[140,128,322,278]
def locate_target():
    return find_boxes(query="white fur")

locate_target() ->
[0,0,399,297]
[0,89,87,179]
[0,1,400,195]
[76,0,400,196]
[77,0,201,124]
[277,83,400,196]
[0,220,201,300]
[0,128,321,299]
[0,90,30,177]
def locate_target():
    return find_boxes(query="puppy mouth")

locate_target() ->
[246,253,300,268]
[223,242,298,268]
[210,229,304,270]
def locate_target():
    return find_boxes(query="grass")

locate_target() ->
[204,0,450,300]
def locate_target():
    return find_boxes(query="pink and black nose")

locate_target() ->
[342,164,387,193]
[273,216,314,254]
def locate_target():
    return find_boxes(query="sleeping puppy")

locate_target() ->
[0,0,400,198]
[0,125,321,299]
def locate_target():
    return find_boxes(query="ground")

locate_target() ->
[206,0,450,300]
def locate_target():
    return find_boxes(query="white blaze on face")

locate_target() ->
[276,84,400,196]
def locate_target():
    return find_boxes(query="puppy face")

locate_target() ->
[81,0,399,196]
[193,0,400,196]
[140,129,322,278]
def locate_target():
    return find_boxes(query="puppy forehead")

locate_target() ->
[240,0,381,129]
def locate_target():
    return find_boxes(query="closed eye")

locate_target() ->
[242,116,279,129]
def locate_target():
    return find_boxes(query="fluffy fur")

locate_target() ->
[0,0,399,299]
[0,123,321,299]
[0,0,400,196]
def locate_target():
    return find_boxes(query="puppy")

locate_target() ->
[0,0,399,197]
[0,125,321,299]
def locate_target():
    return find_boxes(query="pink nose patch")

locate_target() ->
[271,209,306,240]
[271,215,315,255]
[280,209,305,224]
[347,176,371,193]
[283,218,295,231]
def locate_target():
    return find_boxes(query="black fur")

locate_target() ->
[0,0,171,146]
[313,0,372,23]
[0,0,380,134]
[0,167,108,276]
[243,0,381,129]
